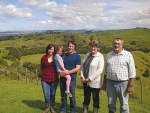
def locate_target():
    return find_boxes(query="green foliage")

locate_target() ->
[0,35,14,41]
[0,57,8,66]
[23,62,42,77]
[3,47,21,60]
[142,69,149,77]
[130,41,137,45]
[9,71,17,80]
[135,76,140,80]
[3,47,45,60]
[11,60,20,67]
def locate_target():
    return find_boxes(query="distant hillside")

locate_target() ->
[0,28,150,53]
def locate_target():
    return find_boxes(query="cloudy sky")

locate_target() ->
[0,0,150,31]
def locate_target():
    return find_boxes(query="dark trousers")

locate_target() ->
[60,77,76,113]
[83,83,100,108]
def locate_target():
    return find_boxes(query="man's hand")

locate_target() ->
[127,78,134,92]
[127,86,134,92]
[60,70,69,77]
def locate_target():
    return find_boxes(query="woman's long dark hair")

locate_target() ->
[46,44,55,56]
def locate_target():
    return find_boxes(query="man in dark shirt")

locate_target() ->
[60,41,81,113]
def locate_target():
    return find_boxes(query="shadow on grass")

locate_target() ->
[21,100,89,113]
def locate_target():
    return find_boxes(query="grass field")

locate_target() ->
[20,54,44,65]
[0,79,150,113]
[18,51,150,105]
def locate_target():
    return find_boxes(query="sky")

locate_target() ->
[0,0,150,31]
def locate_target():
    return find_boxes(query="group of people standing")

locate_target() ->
[40,38,136,113]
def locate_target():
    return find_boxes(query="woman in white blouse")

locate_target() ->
[80,40,104,113]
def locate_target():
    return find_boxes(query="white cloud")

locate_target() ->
[19,0,107,25]
[0,3,32,18]
[31,0,150,30]
[86,25,95,29]
[38,20,53,24]
[38,21,47,24]
[1,0,150,30]
[96,0,150,29]
[18,0,57,9]
[45,1,107,27]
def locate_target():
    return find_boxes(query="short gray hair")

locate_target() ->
[113,38,123,44]
[89,40,100,49]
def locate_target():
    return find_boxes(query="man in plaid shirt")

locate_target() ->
[102,38,136,113]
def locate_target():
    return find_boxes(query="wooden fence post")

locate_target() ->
[6,67,8,80]
[16,67,19,81]
[132,88,134,99]
[140,79,143,104]
[26,68,27,83]
[36,68,38,85]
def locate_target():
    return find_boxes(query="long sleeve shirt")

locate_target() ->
[80,52,104,88]
[41,55,58,82]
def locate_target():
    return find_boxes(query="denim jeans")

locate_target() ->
[41,80,58,104]
[60,77,76,113]
[83,83,100,108]
[106,79,129,113]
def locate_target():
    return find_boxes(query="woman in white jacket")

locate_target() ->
[80,40,104,113]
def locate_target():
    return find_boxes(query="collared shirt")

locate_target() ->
[41,55,58,82]
[104,49,136,81]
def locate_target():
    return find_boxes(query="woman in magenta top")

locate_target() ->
[41,44,58,113]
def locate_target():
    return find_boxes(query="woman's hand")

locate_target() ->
[81,77,86,83]
[85,78,90,82]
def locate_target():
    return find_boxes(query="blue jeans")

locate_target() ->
[106,79,129,113]
[60,77,76,113]
[83,83,100,108]
[41,80,58,104]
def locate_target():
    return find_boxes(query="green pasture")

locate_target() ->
[147,52,150,56]
[0,79,150,113]
[20,54,44,65]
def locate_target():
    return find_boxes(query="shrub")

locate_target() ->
[130,41,137,45]
[9,71,17,80]
[135,76,140,80]
[0,57,8,66]
[142,69,150,77]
